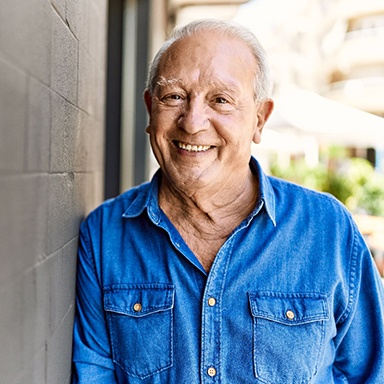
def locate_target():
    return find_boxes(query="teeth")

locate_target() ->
[177,142,211,152]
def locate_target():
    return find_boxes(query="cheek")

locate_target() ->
[216,116,255,145]
[152,110,180,135]
[148,115,175,153]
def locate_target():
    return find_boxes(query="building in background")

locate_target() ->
[322,1,384,117]
[229,0,384,168]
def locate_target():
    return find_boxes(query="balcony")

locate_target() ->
[332,29,384,70]
[324,77,384,114]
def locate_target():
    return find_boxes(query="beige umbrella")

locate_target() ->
[266,88,384,148]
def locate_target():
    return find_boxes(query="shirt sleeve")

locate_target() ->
[72,220,118,383]
[333,222,384,383]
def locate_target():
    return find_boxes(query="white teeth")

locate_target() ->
[177,142,211,152]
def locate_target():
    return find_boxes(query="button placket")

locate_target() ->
[201,290,219,381]
[201,238,235,382]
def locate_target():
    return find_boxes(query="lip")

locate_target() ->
[173,140,214,153]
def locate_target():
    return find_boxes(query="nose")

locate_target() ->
[178,99,209,134]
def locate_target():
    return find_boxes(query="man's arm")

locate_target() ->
[333,229,384,383]
[72,221,117,383]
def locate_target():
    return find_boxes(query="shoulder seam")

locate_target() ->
[338,219,359,324]
[80,221,101,287]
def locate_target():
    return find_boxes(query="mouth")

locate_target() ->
[174,141,213,152]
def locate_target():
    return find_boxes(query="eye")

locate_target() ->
[215,97,228,104]
[160,93,185,106]
[161,94,181,101]
[169,94,181,100]
[211,94,234,112]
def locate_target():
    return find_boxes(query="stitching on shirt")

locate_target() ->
[106,288,174,379]
[218,237,235,381]
[82,221,102,287]
[200,235,235,381]
[338,217,359,325]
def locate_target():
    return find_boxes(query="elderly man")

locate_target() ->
[72,19,384,383]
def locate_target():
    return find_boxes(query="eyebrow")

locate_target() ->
[156,76,240,92]
[154,75,248,102]
[156,76,182,88]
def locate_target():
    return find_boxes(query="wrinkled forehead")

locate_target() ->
[155,32,257,89]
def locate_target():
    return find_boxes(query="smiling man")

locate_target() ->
[72,19,384,383]
[143,26,272,272]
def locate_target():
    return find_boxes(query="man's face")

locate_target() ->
[144,31,273,194]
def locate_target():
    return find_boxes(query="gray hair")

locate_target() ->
[146,19,273,100]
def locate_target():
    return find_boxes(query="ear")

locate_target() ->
[143,89,152,134]
[253,99,274,144]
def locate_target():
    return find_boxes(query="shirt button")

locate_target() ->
[207,367,216,377]
[286,310,295,320]
[133,303,142,312]
[208,297,216,307]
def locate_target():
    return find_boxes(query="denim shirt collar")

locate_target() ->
[122,156,276,227]
[250,157,276,226]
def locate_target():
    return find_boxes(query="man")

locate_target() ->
[72,19,384,383]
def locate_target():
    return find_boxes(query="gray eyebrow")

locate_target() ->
[156,76,182,87]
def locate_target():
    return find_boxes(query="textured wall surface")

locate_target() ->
[0,0,107,382]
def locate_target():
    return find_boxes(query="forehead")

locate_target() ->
[156,31,257,88]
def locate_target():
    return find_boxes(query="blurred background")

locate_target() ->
[0,0,383,382]
[110,0,384,274]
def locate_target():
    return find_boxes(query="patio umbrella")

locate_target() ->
[266,88,384,148]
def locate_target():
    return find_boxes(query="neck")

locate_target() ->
[159,168,258,230]
[158,168,258,272]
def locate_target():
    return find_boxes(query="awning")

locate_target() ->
[265,88,384,148]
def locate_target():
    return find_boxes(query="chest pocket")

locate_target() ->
[248,292,329,384]
[104,284,175,379]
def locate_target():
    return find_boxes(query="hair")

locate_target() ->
[146,19,273,100]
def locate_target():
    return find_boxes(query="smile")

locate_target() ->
[175,141,212,152]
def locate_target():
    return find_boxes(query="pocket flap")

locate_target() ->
[248,292,329,325]
[104,283,175,317]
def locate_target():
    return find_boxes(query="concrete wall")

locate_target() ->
[0,0,108,382]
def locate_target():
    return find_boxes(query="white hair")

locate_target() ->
[146,19,273,100]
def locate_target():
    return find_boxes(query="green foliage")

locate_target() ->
[270,155,384,217]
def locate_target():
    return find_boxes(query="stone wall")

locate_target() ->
[0,0,107,382]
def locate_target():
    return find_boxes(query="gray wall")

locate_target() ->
[0,0,108,382]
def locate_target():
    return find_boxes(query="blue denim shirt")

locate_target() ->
[72,158,384,384]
